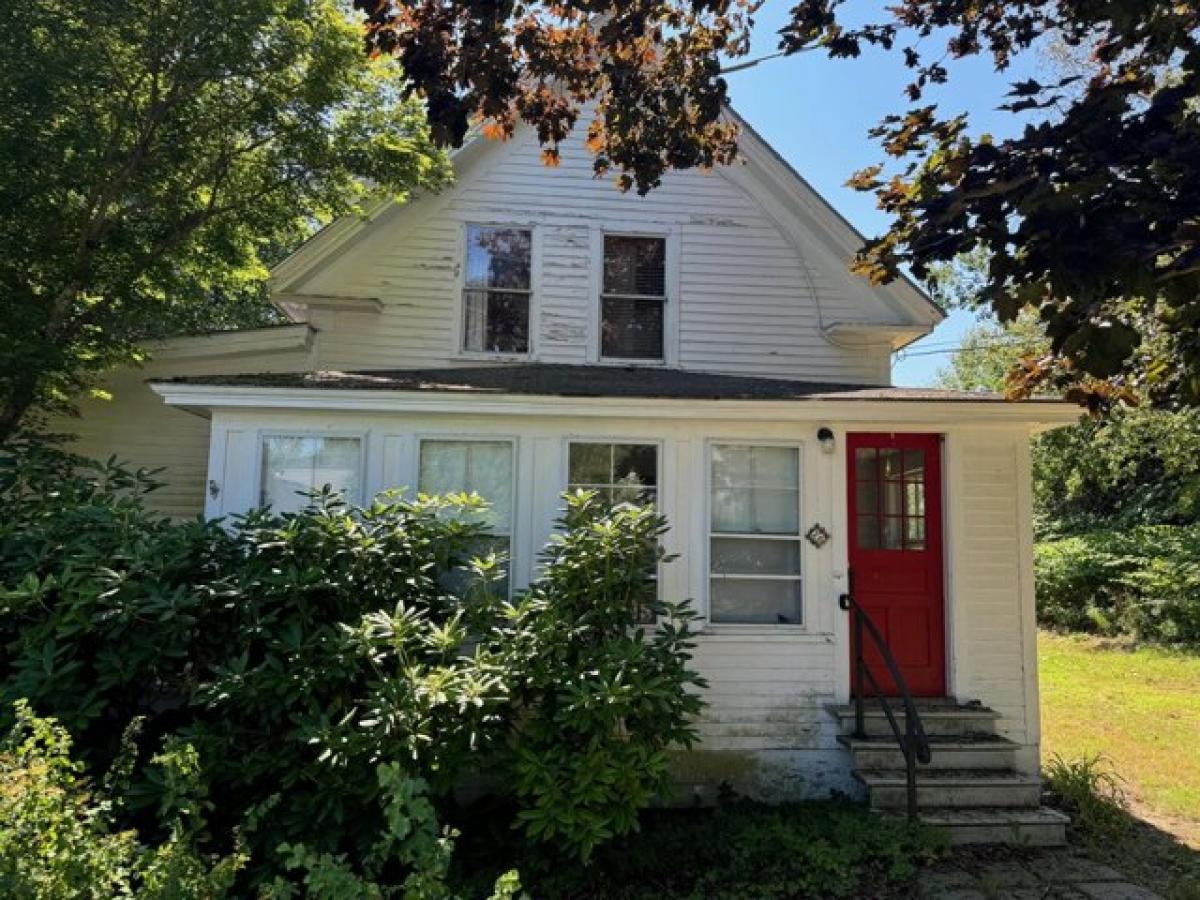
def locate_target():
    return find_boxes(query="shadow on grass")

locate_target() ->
[1077,804,1200,900]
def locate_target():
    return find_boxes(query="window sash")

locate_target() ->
[463,287,531,353]
[708,444,803,625]
[462,224,532,354]
[260,435,363,513]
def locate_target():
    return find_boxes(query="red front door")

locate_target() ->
[847,432,946,697]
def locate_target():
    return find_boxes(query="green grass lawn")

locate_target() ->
[1039,630,1200,842]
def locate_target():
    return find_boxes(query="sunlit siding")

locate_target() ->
[300,127,898,384]
[948,432,1039,772]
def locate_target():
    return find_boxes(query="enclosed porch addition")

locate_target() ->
[152,364,1078,843]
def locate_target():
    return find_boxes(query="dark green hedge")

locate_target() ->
[1035,525,1200,644]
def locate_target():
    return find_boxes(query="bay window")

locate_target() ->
[709,443,804,625]
[260,435,362,514]
[462,224,532,354]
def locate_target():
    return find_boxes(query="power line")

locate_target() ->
[897,340,1037,359]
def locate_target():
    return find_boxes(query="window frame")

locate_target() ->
[563,437,665,618]
[257,430,368,512]
[589,225,679,367]
[416,435,519,597]
[703,439,807,629]
[455,222,540,360]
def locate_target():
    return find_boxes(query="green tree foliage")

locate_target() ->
[0,440,703,888]
[1035,526,1200,644]
[935,316,1200,534]
[353,1,1200,406]
[0,702,243,899]
[0,0,450,442]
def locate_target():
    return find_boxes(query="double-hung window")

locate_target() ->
[462,225,532,354]
[568,440,660,620]
[418,439,515,595]
[601,235,666,361]
[709,444,803,625]
[260,435,362,514]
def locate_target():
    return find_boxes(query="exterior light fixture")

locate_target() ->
[817,427,835,454]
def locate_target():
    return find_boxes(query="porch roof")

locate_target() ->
[155,364,1064,405]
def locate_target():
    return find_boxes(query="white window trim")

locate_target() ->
[703,439,807,631]
[256,429,370,511]
[588,224,680,367]
[452,221,541,361]
[415,435,519,598]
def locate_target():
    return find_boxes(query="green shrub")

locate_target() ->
[496,492,706,860]
[0,700,242,899]
[0,439,705,885]
[1035,524,1200,643]
[1043,752,1129,843]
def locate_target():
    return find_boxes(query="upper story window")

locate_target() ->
[462,225,531,354]
[261,435,362,514]
[601,235,666,361]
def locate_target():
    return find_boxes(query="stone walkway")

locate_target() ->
[918,848,1163,899]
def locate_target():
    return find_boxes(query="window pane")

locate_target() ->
[882,516,903,550]
[710,579,802,625]
[711,537,801,576]
[603,235,665,296]
[568,443,610,486]
[601,295,664,359]
[905,517,926,550]
[854,447,877,481]
[612,444,658,489]
[856,514,880,550]
[883,480,903,516]
[261,436,361,514]
[857,478,879,515]
[464,289,529,353]
[879,447,903,481]
[902,449,925,482]
[419,440,513,533]
[711,445,800,535]
[465,226,530,290]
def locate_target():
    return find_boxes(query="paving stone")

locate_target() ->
[1075,883,1163,900]
[1031,854,1125,884]
[975,860,1042,888]
[918,866,979,896]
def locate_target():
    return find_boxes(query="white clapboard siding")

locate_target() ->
[53,337,314,519]
[297,125,908,383]
[948,433,1039,769]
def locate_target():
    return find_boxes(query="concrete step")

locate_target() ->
[908,807,1069,846]
[838,734,1019,771]
[854,769,1043,810]
[828,701,1000,738]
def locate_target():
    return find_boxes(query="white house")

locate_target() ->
[62,109,1079,844]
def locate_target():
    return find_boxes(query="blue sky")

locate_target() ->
[723,2,1044,385]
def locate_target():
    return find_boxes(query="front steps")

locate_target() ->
[830,700,1068,846]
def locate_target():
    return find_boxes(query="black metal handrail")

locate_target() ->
[839,571,932,821]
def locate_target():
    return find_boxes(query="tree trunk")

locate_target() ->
[0,370,41,446]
